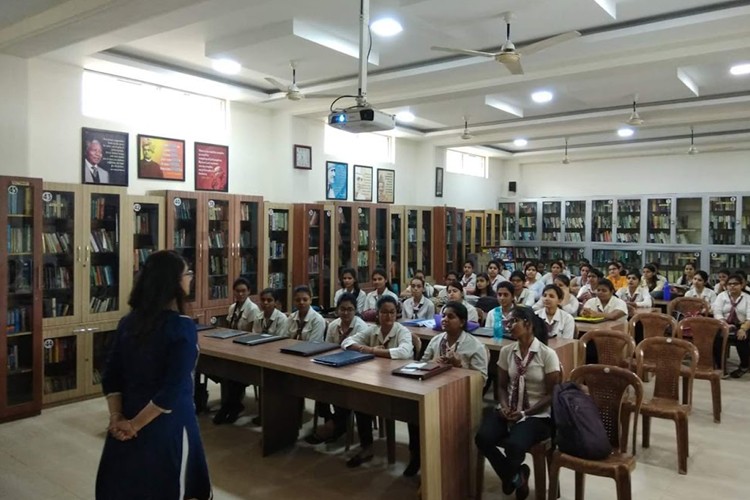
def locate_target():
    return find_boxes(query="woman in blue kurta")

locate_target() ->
[96,250,211,499]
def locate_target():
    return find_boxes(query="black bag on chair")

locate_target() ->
[552,382,612,460]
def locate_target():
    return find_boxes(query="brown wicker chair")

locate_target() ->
[579,329,636,370]
[634,337,699,474]
[677,317,729,423]
[667,297,709,321]
[547,365,644,500]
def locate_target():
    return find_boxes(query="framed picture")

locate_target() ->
[81,127,129,186]
[325,161,348,200]
[293,144,312,169]
[376,168,395,204]
[435,167,444,198]
[194,142,229,192]
[136,134,185,181]
[353,165,373,202]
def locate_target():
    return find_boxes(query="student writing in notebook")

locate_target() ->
[284,286,326,342]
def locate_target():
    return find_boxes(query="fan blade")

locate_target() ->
[265,77,288,92]
[430,46,496,58]
[305,93,343,99]
[518,30,580,56]
[502,58,524,75]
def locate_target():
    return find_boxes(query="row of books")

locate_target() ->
[542,232,560,241]
[542,216,561,229]
[208,230,226,249]
[174,199,195,220]
[42,232,72,254]
[209,285,229,300]
[6,306,31,333]
[542,203,561,215]
[207,204,227,221]
[134,212,155,235]
[518,232,536,241]
[90,295,117,313]
[173,229,195,248]
[45,375,76,394]
[43,264,72,289]
[7,344,21,371]
[565,217,585,229]
[647,199,671,213]
[307,254,320,274]
[269,212,289,231]
[618,200,641,213]
[617,215,640,228]
[43,193,72,219]
[709,199,735,212]
[7,225,33,253]
[593,203,613,214]
[44,337,76,364]
[43,298,71,318]
[616,233,640,243]
[240,203,257,222]
[134,248,153,271]
[648,215,671,229]
[709,215,736,229]
[269,240,286,259]
[518,216,536,228]
[240,256,256,274]
[209,256,228,275]
[519,203,536,215]
[90,229,117,253]
[90,196,117,221]
[239,230,257,248]
[90,265,116,287]
[647,233,671,244]
[268,272,285,289]
[7,186,33,216]
[594,230,613,242]
[709,232,735,245]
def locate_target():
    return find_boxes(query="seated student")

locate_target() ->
[285,285,326,341]
[414,269,434,298]
[684,270,716,314]
[333,267,367,314]
[616,270,652,318]
[533,275,579,316]
[363,268,399,318]
[253,288,289,334]
[487,260,508,292]
[443,280,479,323]
[484,282,516,396]
[524,262,545,301]
[404,301,488,477]
[671,261,697,297]
[474,273,499,323]
[535,284,576,340]
[460,260,478,295]
[570,262,591,296]
[581,279,629,326]
[213,278,259,425]
[341,296,413,467]
[606,261,628,290]
[509,270,535,307]
[475,306,561,499]
[402,276,436,320]
[436,271,459,306]
[713,268,730,295]
[713,273,750,378]
[576,267,603,304]
[735,269,750,296]
[540,260,564,286]
[641,263,667,299]
[305,293,369,444]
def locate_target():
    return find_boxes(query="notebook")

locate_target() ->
[280,341,340,357]
[232,333,285,346]
[574,316,607,324]
[195,323,217,332]
[392,362,452,380]
[312,350,375,367]
[205,329,246,339]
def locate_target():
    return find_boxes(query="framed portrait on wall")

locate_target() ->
[435,167,444,197]
[353,165,373,202]
[81,127,129,186]
[325,161,348,200]
[293,144,312,169]
[376,168,395,204]
[136,134,185,181]
[194,142,229,192]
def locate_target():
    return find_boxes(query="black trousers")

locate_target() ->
[354,412,374,448]
[406,423,422,460]
[219,379,247,411]
[474,408,553,483]
[714,329,750,369]
[315,402,351,436]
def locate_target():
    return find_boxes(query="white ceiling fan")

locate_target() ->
[461,117,473,140]
[627,94,644,126]
[265,61,340,101]
[431,12,580,75]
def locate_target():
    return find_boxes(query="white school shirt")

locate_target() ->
[498,337,560,418]
[333,288,367,313]
[285,309,326,342]
[442,301,479,323]
[489,275,507,292]
[364,288,399,311]
[341,322,414,360]
[514,289,536,307]
[325,316,369,344]
[251,308,288,335]
[402,296,436,320]
[527,280,545,301]
[485,305,515,331]
[421,331,488,380]
[531,295,580,316]
[616,286,653,308]
[535,308,575,340]
[685,287,717,306]
[583,296,629,325]
[713,292,750,325]
[460,273,477,291]
[226,298,260,331]
[423,282,435,298]
[540,273,561,286]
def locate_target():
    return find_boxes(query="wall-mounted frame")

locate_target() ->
[136,134,185,181]
[325,161,348,200]
[353,164,373,202]
[194,142,229,192]
[377,168,395,204]
[293,144,312,169]
[435,167,444,198]
[81,127,129,186]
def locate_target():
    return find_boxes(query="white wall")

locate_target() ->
[0,55,29,176]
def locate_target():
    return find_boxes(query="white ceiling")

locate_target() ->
[2,0,750,158]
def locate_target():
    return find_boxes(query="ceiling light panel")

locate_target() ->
[513,138,528,147]
[212,58,241,75]
[531,91,554,104]
[371,18,403,37]
[617,127,635,138]
[730,63,750,76]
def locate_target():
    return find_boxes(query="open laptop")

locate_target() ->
[204,329,246,339]
[232,333,285,346]
[280,341,340,357]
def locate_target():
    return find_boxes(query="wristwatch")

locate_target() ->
[520,410,526,419]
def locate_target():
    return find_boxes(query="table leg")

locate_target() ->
[261,368,302,456]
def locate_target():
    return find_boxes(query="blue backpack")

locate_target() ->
[552,382,613,460]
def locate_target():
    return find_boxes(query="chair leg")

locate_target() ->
[345,412,355,451]
[681,374,689,405]
[546,459,561,500]
[253,385,259,401]
[532,450,547,500]
[642,415,651,449]
[476,451,485,500]
[574,471,585,500]
[614,467,632,500]
[377,416,385,438]
[710,377,722,423]
[676,416,689,475]
[545,451,560,499]
[385,419,396,464]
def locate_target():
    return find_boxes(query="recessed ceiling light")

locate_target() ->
[531,91,554,103]
[395,111,415,123]
[371,18,403,37]
[212,58,241,75]
[513,138,528,147]
[617,127,634,138]
[730,63,750,76]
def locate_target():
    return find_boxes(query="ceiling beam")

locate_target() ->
[677,68,700,97]
[592,0,617,20]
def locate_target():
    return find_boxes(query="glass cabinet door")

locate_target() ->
[407,209,418,279]
[493,212,502,246]
[541,201,562,242]
[515,247,540,262]
[337,206,353,274]
[742,197,750,245]
[645,251,701,283]
[646,198,671,244]
[322,209,333,309]
[485,213,492,247]
[89,327,117,393]
[390,210,402,291]
[445,209,455,275]
[709,252,750,283]
[375,208,388,274]
[267,208,290,310]
[616,199,640,243]
[675,197,702,245]
[132,202,160,280]
[591,200,614,242]
[709,196,736,245]
[456,211,465,267]
[42,189,77,322]
[206,198,230,305]
[239,201,260,292]
[592,249,642,272]
[43,334,79,399]
[171,194,199,303]
[518,202,537,241]
[541,247,585,275]
[305,207,323,307]
[356,207,371,285]
[498,202,516,241]
[564,200,586,243]
[421,209,433,278]
[87,191,121,317]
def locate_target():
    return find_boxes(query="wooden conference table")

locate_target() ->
[198,332,484,500]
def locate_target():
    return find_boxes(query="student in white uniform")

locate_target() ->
[642,263,667,299]
[581,279,629,326]
[487,260,508,293]
[535,284,575,340]
[341,296,413,467]
[509,271,535,307]
[684,270,716,313]
[333,267,367,314]
[577,267,603,304]
[532,275,579,316]
[524,262,545,301]
[252,287,289,334]
[285,285,326,342]
[616,270,653,317]
[404,301,489,476]
[363,268,399,317]
[540,260,564,286]
[442,280,479,323]
[570,262,591,296]
[713,273,750,378]
[713,268,730,295]
[414,269,434,298]
[436,271,459,306]
[402,277,436,320]
[671,260,697,297]
[460,260,478,295]
[485,281,517,397]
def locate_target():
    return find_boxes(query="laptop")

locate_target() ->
[195,323,217,332]
[232,333,285,346]
[312,350,375,367]
[392,361,452,380]
[280,341,340,357]
[574,316,607,324]
[204,329,246,339]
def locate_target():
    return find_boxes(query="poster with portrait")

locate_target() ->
[325,161,348,200]
[353,165,373,202]
[194,142,229,192]
[376,168,395,204]
[81,127,129,186]
[136,134,185,181]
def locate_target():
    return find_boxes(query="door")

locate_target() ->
[204,195,233,309]
[541,201,562,242]
[166,191,203,310]
[563,200,586,243]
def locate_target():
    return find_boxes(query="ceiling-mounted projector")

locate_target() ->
[328,106,395,133]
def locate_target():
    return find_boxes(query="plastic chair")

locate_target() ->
[677,317,729,423]
[667,297,709,322]
[579,329,636,370]
[547,365,644,500]
[634,337,699,474]
[629,312,678,381]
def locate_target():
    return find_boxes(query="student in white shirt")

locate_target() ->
[341,296,413,467]
[363,268,399,318]
[436,271,459,306]
[684,270,716,313]
[713,274,750,378]
[642,263,667,299]
[442,280,479,323]
[487,260,507,293]
[414,269,434,298]
[475,306,561,498]
[576,267,603,304]
[404,301,489,476]
[252,287,289,334]
[616,270,653,317]
[540,260,564,286]
[713,268,730,295]
[525,262,545,301]
[402,277,436,320]
[485,282,516,396]
[509,271,535,307]
[285,285,326,342]
[332,267,367,314]
[535,285,575,339]
[570,262,591,296]
[460,260,478,295]
[671,260,697,297]
[533,274,580,316]
[582,279,629,326]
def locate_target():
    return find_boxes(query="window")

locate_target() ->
[324,126,394,163]
[446,149,488,178]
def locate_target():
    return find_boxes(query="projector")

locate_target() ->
[328,106,395,133]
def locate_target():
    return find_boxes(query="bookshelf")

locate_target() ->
[497,202,516,241]
[166,191,201,307]
[42,326,84,404]
[464,211,484,256]
[742,196,750,246]
[542,202,562,242]
[236,196,262,297]
[390,208,404,291]
[676,197,702,245]
[355,206,371,285]
[591,199,614,243]
[375,207,390,283]
[646,197,671,244]
[433,207,465,279]
[482,210,502,247]
[293,204,334,309]
[420,208,433,279]
[709,252,750,282]
[518,202,538,241]
[563,200,586,243]
[591,249,642,273]
[1,176,43,421]
[406,208,418,281]
[645,250,701,283]
[265,203,292,310]
[515,246,540,262]
[709,196,736,245]
[204,195,232,308]
[129,195,164,282]
[540,247,586,276]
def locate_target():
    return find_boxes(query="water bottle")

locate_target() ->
[663,277,671,301]
[492,308,504,342]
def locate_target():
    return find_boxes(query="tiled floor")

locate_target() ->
[0,369,747,499]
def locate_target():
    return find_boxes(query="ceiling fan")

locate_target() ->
[461,117,473,140]
[431,12,580,75]
[265,61,340,101]
[626,94,644,126]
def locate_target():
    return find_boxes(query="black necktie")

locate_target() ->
[92,167,100,184]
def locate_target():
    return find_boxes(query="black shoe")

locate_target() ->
[251,415,262,426]
[403,456,421,477]
[304,433,327,445]
[730,367,748,379]
[212,408,229,425]
[346,451,374,468]
[515,464,530,500]
[224,404,244,424]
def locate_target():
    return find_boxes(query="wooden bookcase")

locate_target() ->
[402,206,434,283]
[264,203,293,310]
[293,204,335,309]
[433,207,465,278]
[128,194,165,283]
[464,211,484,256]
[390,207,405,293]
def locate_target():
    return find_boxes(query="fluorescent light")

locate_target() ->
[395,111,415,123]
[371,18,403,37]
[212,58,241,75]
[617,127,634,138]
[513,138,528,147]
[730,63,750,76]
[531,90,553,103]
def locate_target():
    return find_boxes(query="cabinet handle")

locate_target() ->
[86,327,99,332]
[76,245,82,263]
[72,327,87,333]
[86,246,91,264]
[199,243,203,260]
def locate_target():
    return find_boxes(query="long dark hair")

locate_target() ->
[475,272,494,297]
[511,304,548,345]
[128,250,187,342]
[339,267,361,297]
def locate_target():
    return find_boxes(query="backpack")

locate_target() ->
[552,382,613,460]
